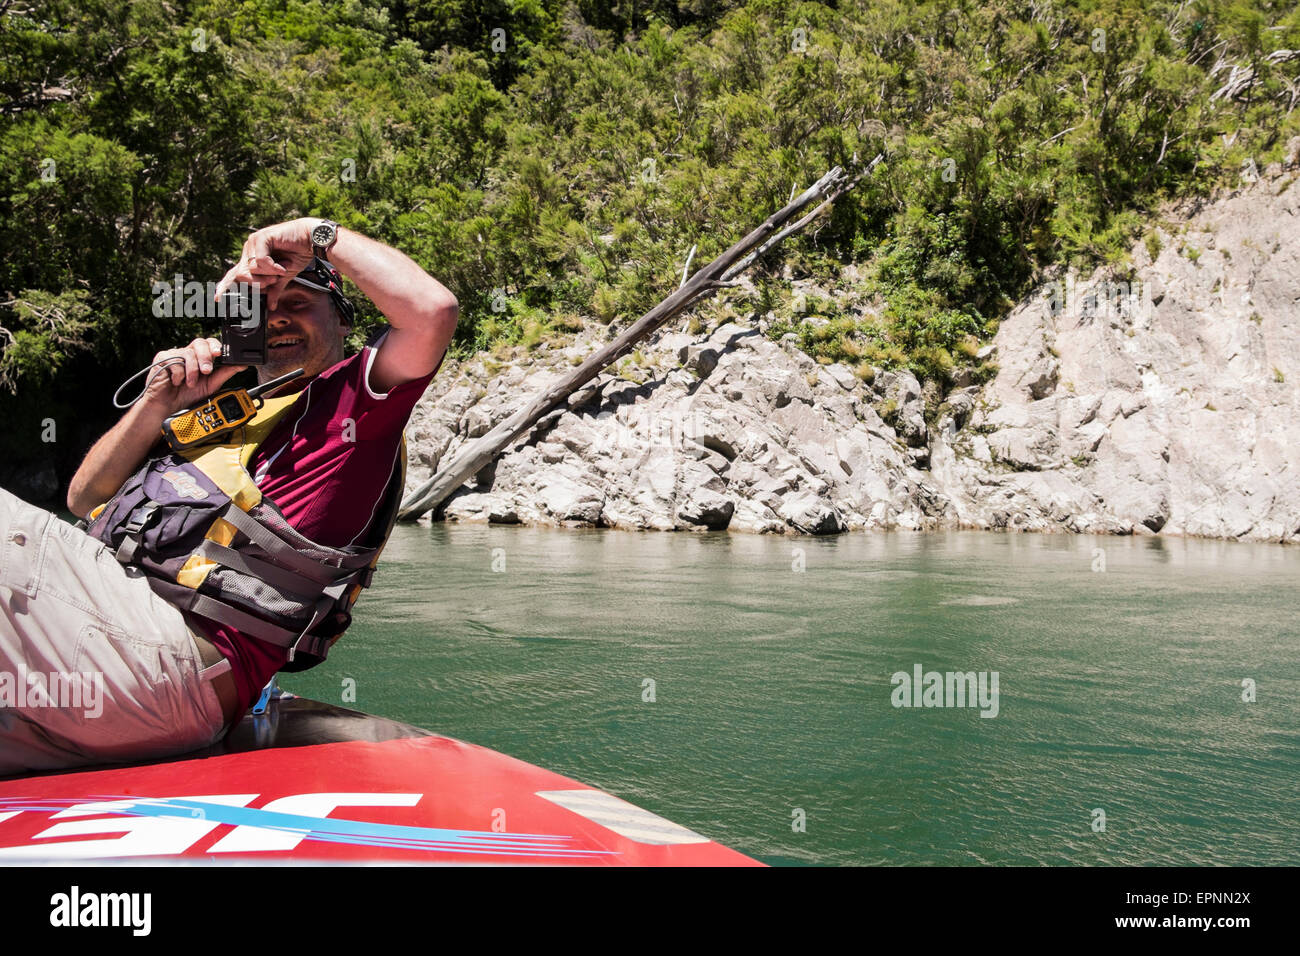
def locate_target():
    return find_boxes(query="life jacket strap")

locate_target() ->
[182,587,341,662]
[283,580,356,660]
[196,539,337,592]
[216,503,367,576]
[114,500,162,565]
[285,584,350,663]
[185,592,301,647]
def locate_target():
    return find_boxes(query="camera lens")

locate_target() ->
[219,288,262,328]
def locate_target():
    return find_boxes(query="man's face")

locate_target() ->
[257,284,348,384]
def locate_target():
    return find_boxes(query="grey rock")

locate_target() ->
[677,344,719,377]
[779,491,845,535]
[568,383,602,408]
[1023,358,1059,400]
[824,363,859,391]
[676,486,734,530]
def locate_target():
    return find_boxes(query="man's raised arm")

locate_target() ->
[218,219,458,393]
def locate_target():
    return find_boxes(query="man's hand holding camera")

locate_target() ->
[215,218,323,312]
[141,336,248,414]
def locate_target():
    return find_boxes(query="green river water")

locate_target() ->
[281,523,1299,866]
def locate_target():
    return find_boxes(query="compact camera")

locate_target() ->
[217,287,266,366]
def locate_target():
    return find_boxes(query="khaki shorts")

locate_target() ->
[0,486,228,777]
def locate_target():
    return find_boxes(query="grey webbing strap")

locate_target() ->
[322,580,350,602]
[186,593,301,648]
[286,595,337,663]
[217,504,346,578]
[115,500,160,565]
[187,591,341,661]
[289,632,332,663]
[116,536,142,565]
[197,539,338,591]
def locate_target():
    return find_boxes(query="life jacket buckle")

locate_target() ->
[122,500,160,536]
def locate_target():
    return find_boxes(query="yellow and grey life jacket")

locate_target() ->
[86,392,405,672]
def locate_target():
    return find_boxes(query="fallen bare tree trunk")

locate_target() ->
[398,156,881,521]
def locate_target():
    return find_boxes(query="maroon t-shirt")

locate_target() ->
[189,334,439,716]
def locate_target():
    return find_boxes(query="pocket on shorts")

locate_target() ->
[71,623,210,750]
[34,518,133,622]
[74,622,166,693]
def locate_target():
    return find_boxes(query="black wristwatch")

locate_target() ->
[311,219,339,258]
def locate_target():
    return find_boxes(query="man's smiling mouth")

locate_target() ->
[269,337,303,349]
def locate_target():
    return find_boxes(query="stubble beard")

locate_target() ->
[258,337,345,388]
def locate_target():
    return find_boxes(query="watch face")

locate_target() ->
[311,222,335,248]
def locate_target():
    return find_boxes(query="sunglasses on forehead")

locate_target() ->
[290,256,356,325]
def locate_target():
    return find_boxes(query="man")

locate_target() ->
[0,218,457,774]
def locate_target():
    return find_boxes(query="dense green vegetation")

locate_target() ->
[2,0,1297,497]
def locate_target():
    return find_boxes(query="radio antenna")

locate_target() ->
[247,368,306,400]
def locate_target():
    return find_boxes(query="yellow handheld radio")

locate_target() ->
[161,368,304,452]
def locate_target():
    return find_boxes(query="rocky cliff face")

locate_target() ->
[403,168,1300,543]
[933,168,1300,542]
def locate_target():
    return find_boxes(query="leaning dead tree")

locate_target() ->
[398,156,882,522]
